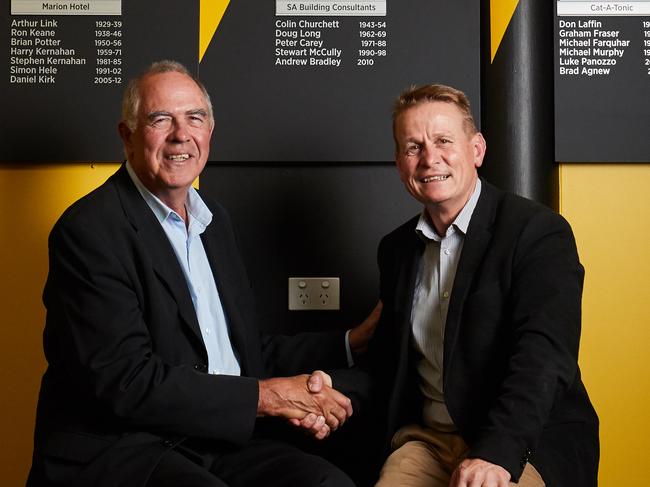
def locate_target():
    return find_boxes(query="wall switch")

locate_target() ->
[288,277,340,310]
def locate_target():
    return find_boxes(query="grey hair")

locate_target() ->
[120,60,214,131]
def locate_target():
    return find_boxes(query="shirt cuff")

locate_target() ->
[345,329,355,367]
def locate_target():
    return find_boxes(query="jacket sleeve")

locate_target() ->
[261,330,349,378]
[466,209,585,479]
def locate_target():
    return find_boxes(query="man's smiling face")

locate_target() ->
[394,100,486,226]
[120,70,213,203]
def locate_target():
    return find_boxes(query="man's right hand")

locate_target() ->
[257,375,353,434]
[449,458,511,487]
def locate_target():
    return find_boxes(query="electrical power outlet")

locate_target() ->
[288,277,340,310]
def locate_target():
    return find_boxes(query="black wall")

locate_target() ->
[201,164,420,335]
[200,1,558,337]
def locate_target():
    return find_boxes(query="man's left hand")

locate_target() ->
[291,412,331,440]
[288,370,338,439]
[449,458,511,487]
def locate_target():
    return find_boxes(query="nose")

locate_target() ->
[168,119,190,143]
[419,144,439,167]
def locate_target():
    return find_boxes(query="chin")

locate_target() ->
[421,189,451,203]
[160,177,191,189]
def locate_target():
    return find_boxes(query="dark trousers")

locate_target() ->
[146,438,356,487]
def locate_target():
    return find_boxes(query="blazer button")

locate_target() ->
[163,439,174,448]
[193,363,207,371]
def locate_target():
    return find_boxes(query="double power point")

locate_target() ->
[288,277,340,310]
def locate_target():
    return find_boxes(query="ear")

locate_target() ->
[118,122,134,157]
[472,132,487,168]
[394,154,408,183]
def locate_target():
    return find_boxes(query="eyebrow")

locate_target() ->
[146,109,207,120]
[403,138,422,145]
[187,109,208,117]
[147,111,172,121]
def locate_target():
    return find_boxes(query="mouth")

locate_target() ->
[166,153,191,162]
[420,175,450,183]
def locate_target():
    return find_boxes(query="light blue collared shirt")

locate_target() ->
[411,178,482,431]
[126,162,241,376]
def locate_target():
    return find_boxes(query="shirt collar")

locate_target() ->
[125,161,212,229]
[415,178,482,241]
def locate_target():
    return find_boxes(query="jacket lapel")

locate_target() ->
[397,239,424,344]
[112,165,204,345]
[386,221,425,429]
[391,216,425,355]
[443,180,499,376]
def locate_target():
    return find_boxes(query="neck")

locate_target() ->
[425,179,478,236]
[425,208,456,237]
[158,188,189,222]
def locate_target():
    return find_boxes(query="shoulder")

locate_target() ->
[196,190,236,236]
[53,172,124,234]
[380,214,420,247]
[198,191,231,222]
[377,213,421,259]
[480,183,579,267]
[49,168,148,256]
[480,180,573,236]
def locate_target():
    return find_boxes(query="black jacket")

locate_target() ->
[28,165,347,487]
[362,180,599,486]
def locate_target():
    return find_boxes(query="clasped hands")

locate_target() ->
[258,370,351,440]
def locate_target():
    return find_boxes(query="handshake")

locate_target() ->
[257,371,352,440]
[256,301,382,440]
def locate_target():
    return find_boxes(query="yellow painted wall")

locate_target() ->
[0,163,119,484]
[559,163,650,485]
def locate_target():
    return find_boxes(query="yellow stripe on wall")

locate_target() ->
[559,163,650,485]
[0,162,120,485]
[490,0,519,62]
[200,0,231,61]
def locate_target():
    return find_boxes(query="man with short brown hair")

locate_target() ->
[365,84,599,487]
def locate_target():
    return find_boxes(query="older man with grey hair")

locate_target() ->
[27,60,364,487]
